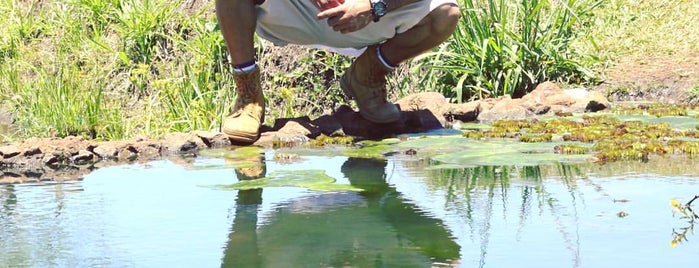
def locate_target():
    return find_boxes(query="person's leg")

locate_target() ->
[342,3,460,123]
[382,4,461,66]
[216,0,257,64]
[217,0,265,144]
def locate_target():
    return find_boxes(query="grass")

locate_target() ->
[0,0,697,142]
[424,0,602,102]
[577,0,699,63]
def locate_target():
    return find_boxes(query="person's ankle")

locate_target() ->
[232,60,257,75]
[375,45,397,70]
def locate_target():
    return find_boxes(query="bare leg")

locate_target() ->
[381,4,461,65]
[215,0,258,65]
[342,4,460,123]
[217,0,266,143]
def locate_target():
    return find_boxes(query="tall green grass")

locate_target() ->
[425,0,602,102]
[3,0,684,141]
[8,63,124,139]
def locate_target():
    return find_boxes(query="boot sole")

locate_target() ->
[223,129,260,144]
[340,77,401,124]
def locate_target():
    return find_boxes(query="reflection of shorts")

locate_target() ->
[255,0,458,56]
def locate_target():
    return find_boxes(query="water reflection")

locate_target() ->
[420,164,586,267]
[1,152,698,267]
[222,157,461,267]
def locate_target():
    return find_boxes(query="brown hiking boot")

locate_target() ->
[340,45,401,123]
[223,68,265,143]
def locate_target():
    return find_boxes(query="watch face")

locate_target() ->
[374,2,387,16]
[374,1,388,17]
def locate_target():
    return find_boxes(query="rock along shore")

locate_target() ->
[0,82,610,184]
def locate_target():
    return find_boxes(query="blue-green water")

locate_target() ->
[1,151,698,267]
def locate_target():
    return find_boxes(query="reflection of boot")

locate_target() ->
[340,157,390,195]
[223,68,265,144]
[232,155,266,181]
[235,165,265,180]
[340,45,401,123]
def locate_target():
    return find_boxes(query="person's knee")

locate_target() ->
[430,4,461,37]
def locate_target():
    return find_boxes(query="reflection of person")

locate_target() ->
[216,0,461,143]
[221,157,265,267]
[221,157,460,267]
[341,157,460,262]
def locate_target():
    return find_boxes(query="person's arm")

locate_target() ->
[317,0,423,34]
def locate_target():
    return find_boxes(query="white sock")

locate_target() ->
[376,45,397,70]
[232,63,257,74]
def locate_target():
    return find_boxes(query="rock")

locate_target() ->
[396,92,448,112]
[402,110,443,132]
[193,130,231,148]
[477,97,533,122]
[274,121,312,146]
[0,86,617,184]
[43,153,62,167]
[521,82,575,115]
[161,133,199,154]
[23,146,42,157]
[117,146,138,161]
[443,100,481,122]
[92,143,119,160]
[396,92,449,125]
[72,150,95,165]
[0,145,21,159]
[311,115,345,136]
[334,105,405,139]
[253,132,277,148]
[271,116,312,131]
[565,88,612,112]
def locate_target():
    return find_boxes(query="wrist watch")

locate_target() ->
[370,0,388,22]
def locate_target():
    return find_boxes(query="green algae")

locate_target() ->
[341,139,401,159]
[200,147,266,169]
[200,146,265,159]
[392,136,592,168]
[279,105,699,167]
[222,170,362,192]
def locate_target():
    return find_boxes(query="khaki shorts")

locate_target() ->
[255,0,458,56]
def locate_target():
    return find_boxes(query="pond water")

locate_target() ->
[1,146,698,267]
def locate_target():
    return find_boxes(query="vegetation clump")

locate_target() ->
[613,104,689,117]
[310,134,354,147]
[462,130,484,140]
[463,107,699,163]
[554,144,589,154]
[520,133,552,143]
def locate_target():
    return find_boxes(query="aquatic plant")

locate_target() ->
[492,119,532,133]
[613,103,689,117]
[519,133,552,143]
[463,107,699,164]
[310,134,354,147]
[670,195,699,247]
[582,115,619,126]
[462,130,484,140]
[553,144,589,154]
[273,152,301,163]
[222,169,361,192]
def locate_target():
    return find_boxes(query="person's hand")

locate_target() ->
[316,0,374,34]
[310,0,345,11]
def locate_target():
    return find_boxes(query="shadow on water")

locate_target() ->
[222,156,461,267]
